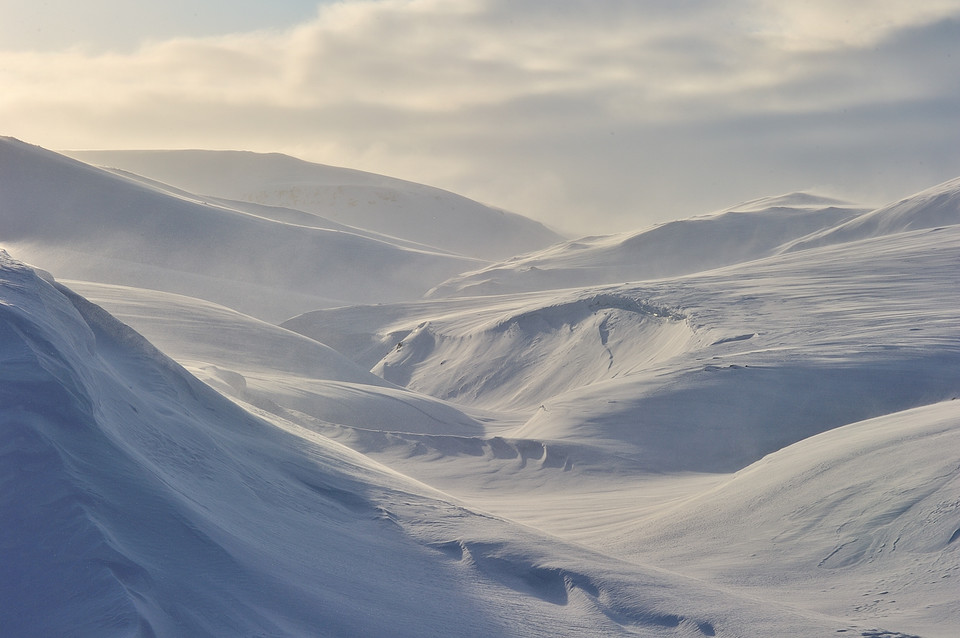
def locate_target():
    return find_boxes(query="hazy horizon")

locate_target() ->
[4,0,960,235]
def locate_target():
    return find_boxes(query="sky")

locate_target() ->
[3,0,960,236]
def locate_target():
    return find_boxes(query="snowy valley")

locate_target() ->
[1,136,958,637]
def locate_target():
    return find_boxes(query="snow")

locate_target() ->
[2,139,959,637]
[0,137,483,321]
[425,191,866,298]
[63,148,566,261]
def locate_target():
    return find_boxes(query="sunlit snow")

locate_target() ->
[1,136,957,637]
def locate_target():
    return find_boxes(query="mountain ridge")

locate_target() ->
[64,147,566,261]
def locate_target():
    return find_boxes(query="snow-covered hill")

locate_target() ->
[0,137,481,321]
[280,178,960,635]
[784,175,960,251]
[426,192,865,298]
[3,136,959,637]
[0,249,859,637]
[289,222,960,471]
[625,400,960,637]
[65,148,565,261]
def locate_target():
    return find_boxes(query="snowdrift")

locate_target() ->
[0,250,503,636]
[290,223,960,477]
[65,148,565,261]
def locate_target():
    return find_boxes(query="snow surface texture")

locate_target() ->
[424,192,866,298]
[2,139,960,637]
[64,148,565,261]
[0,137,484,321]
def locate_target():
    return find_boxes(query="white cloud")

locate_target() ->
[748,0,960,50]
[3,0,960,234]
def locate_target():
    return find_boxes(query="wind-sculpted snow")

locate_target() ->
[513,224,960,472]
[784,175,960,252]
[6,136,960,635]
[65,148,565,261]
[366,291,695,411]
[0,138,482,321]
[0,252,860,637]
[0,252,518,636]
[282,206,960,637]
[427,193,864,297]
[66,281,489,437]
[626,401,960,636]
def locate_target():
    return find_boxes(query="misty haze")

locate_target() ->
[2,2,959,637]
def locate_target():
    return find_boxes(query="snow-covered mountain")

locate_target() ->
[3,138,959,637]
[425,192,866,298]
[783,175,960,251]
[0,137,482,321]
[64,148,565,261]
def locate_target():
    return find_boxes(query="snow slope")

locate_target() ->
[426,192,864,298]
[784,175,960,251]
[66,280,487,438]
[64,148,565,261]
[626,400,960,637]
[0,251,862,637]
[106,166,467,255]
[282,180,960,635]
[290,216,960,467]
[0,137,481,321]
[5,134,959,636]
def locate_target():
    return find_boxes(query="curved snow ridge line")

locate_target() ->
[371,289,698,411]
[0,263,189,636]
[0,253,520,637]
[486,293,686,334]
[0,139,486,321]
[437,541,712,632]
[625,401,960,631]
[431,539,718,634]
[315,423,580,472]
[515,352,960,475]
[783,175,960,252]
[426,199,864,298]
[62,146,565,262]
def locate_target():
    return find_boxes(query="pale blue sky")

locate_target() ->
[3,0,960,235]
[0,0,331,51]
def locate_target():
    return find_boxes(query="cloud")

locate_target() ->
[3,0,960,234]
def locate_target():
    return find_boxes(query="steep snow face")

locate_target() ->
[0,138,482,321]
[784,175,960,251]
[371,292,695,411]
[64,148,566,261]
[427,194,864,297]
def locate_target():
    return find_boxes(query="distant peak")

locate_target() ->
[722,191,854,213]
